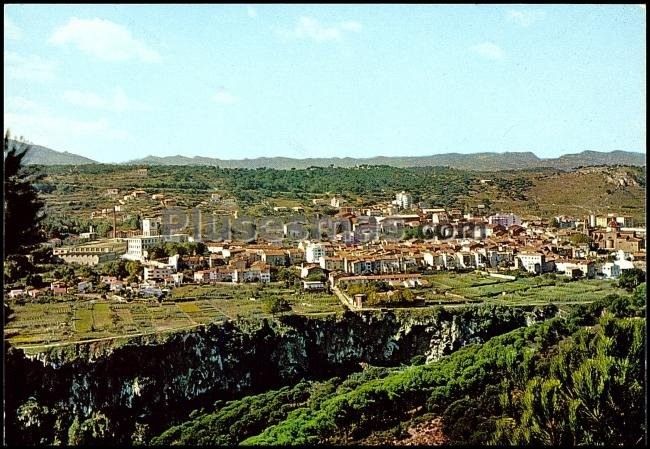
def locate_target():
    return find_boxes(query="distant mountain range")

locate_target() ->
[125,150,646,171]
[8,140,96,165]
[12,139,646,171]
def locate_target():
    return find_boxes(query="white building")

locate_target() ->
[331,196,345,208]
[393,191,413,210]
[144,266,175,281]
[305,243,326,263]
[516,252,549,274]
[124,236,165,260]
[555,260,595,278]
[600,262,621,279]
[142,218,160,237]
[488,213,522,228]
[614,250,636,271]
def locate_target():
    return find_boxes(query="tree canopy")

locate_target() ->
[4,131,46,256]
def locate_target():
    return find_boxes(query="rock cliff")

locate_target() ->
[5,305,556,445]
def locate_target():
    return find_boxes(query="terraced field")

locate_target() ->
[4,286,345,349]
[419,272,627,306]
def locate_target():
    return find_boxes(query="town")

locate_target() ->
[7,187,645,310]
[4,5,646,448]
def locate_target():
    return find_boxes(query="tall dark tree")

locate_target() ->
[4,131,46,256]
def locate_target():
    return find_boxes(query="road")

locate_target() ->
[332,286,355,310]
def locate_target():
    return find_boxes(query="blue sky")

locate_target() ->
[4,4,646,163]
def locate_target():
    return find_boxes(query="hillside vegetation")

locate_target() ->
[474,166,646,223]
[35,164,646,236]
[152,288,646,446]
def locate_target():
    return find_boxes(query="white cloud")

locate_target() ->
[247,6,257,18]
[506,9,546,27]
[62,88,150,112]
[4,13,22,40]
[5,96,46,113]
[278,16,362,42]
[4,99,129,153]
[213,88,238,105]
[5,51,57,81]
[49,17,161,62]
[470,42,505,61]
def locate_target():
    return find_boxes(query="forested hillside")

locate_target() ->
[35,164,647,238]
[153,287,646,446]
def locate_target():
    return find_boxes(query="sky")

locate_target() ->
[3,4,646,163]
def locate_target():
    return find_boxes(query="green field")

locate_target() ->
[4,285,345,349]
[417,272,627,306]
[4,273,628,349]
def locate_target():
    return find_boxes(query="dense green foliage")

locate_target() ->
[618,268,646,291]
[4,132,46,256]
[492,177,534,200]
[152,290,644,446]
[39,164,475,210]
[263,296,292,316]
[347,282,418,306]
[150,367,394,446]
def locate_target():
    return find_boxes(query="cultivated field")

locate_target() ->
[5,274,628,349]
[4,284,345,349]
[419,272,626,306]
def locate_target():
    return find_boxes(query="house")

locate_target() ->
[77,281,93,293]
[423,251,445,269]
[170,273,185,286]
[183,256,207,271]
[302,280,326,291]
[516,252,550,274]
[232,262,271,283]
[131,189,147,198]
[555,260,595,279]
[144,266,175,281]
[260,249,288,267]
[599,262,621,279]
[109,280,125,292]
[54,241,127,266]
[320,256,345,271]
[8,289,25,299]
[336,273,422,288]
[124,235,165,261]
[286,248,305,265]
[300,264,326,279]
[51,282,70,295]
[613,250,636,271]
[305,243,326,263]
[489,213,522,228]
[331,196,345,208]
[393,191,413,210]
[208,253,225,268]
[27,289,43,298]
[194,270,211,284]
[140,285,162,297]
[455,251,476,269]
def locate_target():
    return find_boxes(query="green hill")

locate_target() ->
[8,140,97,165]
[127,150,645,170]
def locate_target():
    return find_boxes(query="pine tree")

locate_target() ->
[4,130,46,256]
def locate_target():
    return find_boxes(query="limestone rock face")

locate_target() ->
[5,305,557,446]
